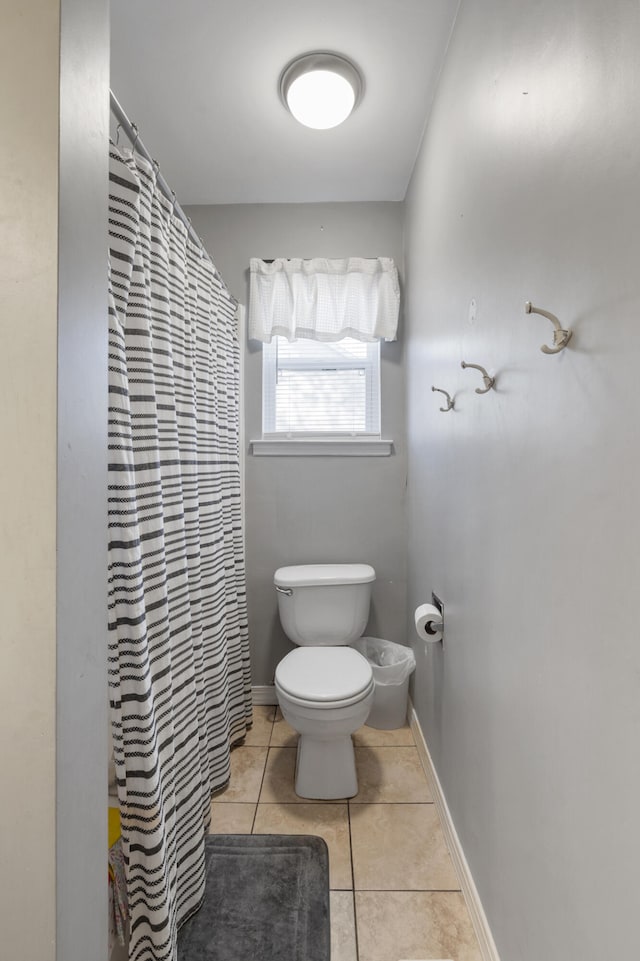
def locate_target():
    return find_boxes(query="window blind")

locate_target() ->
[263,337,380,436]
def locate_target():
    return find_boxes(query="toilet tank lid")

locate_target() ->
[274,563,375,588]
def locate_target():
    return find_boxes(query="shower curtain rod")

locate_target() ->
[109,90,237,308]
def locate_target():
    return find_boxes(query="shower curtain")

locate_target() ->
[107,143,252,961]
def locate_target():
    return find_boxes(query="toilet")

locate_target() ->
[274,563,376,799]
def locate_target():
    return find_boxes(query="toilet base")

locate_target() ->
[295,733,358,800]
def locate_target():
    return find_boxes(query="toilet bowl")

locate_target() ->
[273,563,376,799]
[275,646,374,799]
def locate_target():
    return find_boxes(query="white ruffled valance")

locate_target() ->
[248,257,400,343]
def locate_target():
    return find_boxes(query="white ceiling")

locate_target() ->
[110,0,459,205]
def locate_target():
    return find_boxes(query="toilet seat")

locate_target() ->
[275,647,373,709]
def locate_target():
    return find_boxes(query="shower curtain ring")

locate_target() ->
[131,122,140,152]
[115,123,122,146]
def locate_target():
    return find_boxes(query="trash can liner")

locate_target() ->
[350,637,416,730]
[351,637,416,685]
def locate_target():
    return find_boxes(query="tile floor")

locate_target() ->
[210,705,482,961]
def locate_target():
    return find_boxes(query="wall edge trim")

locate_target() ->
[408,699,501,961]
[252,685,277,705]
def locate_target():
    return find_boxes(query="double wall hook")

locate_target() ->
[431,386,454,412]
[461,360,495,393]
[525,302,572,354]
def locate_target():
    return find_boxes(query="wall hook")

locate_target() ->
[525,302,572,354]
[431,386,454,411]
[461,360,495,393]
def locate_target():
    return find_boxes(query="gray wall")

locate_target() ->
[404,1,640,959]
[188,203,407,685]
[58,1,110,959]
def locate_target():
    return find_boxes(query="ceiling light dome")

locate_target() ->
[280,52,363,130]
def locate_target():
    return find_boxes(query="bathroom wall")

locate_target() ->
[0,1,109,958]
[403,1,640,959]
[57,1,110,958]
[187,203,407,685]
[1,4,59,954]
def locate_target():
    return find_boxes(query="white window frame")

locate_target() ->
[251,337,392,457]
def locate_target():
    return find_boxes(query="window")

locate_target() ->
[262,336,380,437]
[248,256,398,455]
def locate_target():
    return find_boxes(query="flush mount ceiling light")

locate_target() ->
[279,52,363,130]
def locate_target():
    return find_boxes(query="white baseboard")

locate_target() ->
[408,700,500,961]
[252,685,277,705]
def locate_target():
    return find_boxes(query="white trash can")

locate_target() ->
[350,637,416,730]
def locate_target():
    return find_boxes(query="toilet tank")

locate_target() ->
[274,564,375,646]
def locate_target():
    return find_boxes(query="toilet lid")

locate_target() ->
[275,647,373,703]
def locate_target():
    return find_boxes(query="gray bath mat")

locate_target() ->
[177,834,330,961]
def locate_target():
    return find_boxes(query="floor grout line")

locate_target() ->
[347,799,360,961]
[251,731,274,832]
[352,888,463,893]
[220,796,435,805]
[350,800,435,805]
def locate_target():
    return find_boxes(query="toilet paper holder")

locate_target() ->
[431,591,444,628]
[414,593,445,644]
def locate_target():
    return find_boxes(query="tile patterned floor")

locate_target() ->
[210,706,482,961]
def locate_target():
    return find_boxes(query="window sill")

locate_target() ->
[250,438,394,457]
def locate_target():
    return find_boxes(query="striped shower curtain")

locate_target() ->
[107,143,252,961]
